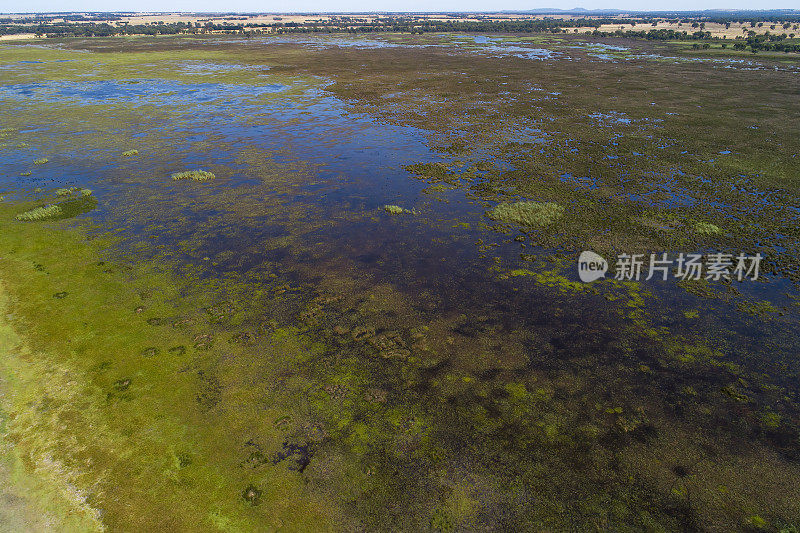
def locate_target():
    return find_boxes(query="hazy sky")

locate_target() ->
[7,0,798,14]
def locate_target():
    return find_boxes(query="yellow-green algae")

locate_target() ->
[506,268,587,292]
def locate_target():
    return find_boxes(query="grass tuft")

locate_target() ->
[56,187,80,196]
[15,191,97,222]
[694,222,721,234]
[384,205,409,215]
[487,201,564,227]
[171,170,215,182]
[16,204,63,221]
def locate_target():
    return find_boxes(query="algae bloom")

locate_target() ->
[384,205,410,215]
[122,149,139,156]
[487,201,564,227]
[172,170,216,182]
[16,204,63,221]
[33,157,49,165]
[694,222,721,234]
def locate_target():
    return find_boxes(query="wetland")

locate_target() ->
[0,31,799,531]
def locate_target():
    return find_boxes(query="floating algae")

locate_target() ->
[122,149,139,156]
[171,170,215,182]
[33,157,48,165]
[487,201,564,227]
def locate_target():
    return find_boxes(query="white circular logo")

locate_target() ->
[578,251,608,282]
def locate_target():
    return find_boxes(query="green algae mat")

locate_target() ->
[1,34,799,531]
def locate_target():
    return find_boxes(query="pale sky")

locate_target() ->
[5,0,799,14]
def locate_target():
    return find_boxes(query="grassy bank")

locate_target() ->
[0,200,342,531]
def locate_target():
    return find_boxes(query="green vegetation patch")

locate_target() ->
[15,191,97,222]
[693,221,722,234]
[121,149,139,156]
[171,170,216,182]
[487,201,564,227]
[383,204,410,215]
[15,204,63,222]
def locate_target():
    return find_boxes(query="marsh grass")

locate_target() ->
[15,204,63,221]
[171,170,215,182]
[55,187,80,196]
[15,192,97,222]
[383,205,409,215]
[694,221,722,234]
[487,201,564,227]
